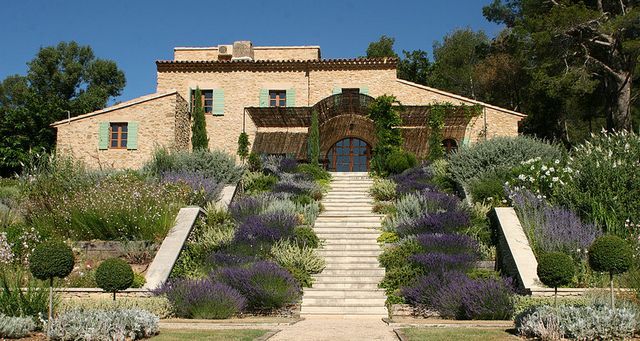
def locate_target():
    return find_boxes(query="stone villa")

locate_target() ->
[52,41,525,172]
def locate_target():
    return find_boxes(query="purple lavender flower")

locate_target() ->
[392,166,436,195]
[229,196,266,222]
[397,211,471,236]
[402,270,468,306]
[234,212,298,244]
[279,158,298,173]
[458,277,514,320]
[213,261,300,310]
[161,170,222,204]
[272,179,316,195]
[419,190,462,213]
[155,278,246,319]
[207,251,256,267]
[416,233,479,255]
[411,252,477,273]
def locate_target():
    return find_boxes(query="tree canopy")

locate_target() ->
[0,41,125,176]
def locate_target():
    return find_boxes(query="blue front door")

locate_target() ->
[327,138,370,172]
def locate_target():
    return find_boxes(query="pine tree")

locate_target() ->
[308,110,320,165]
[191,87,209,150]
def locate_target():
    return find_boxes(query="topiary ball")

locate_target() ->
[29,241,75,282]
[537,252,575,288]
[95,258,134,293]
[589,235,632,275]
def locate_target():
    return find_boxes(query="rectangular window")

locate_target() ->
[269,90,287,107]
[109,123,128,149]
[191,89,214,114]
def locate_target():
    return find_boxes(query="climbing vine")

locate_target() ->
[428,103,482,160]
[307,110,320,165]
[367,95,404,174]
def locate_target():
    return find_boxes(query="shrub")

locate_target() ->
[146,149,243,184]
[293,226,320,248]
[0,314,36,339]
[385,150,418,175]
[155,279,245,319]
[516,304,638,340]
[28,173,190,240]
[48,309,160,340]
[234,212,298,245]
[214,261,300,310]
[509,188,601,258]
[411,252,477,274]
[161,170,222,205]
[391,165,436,195]
[58,297,174,319]
[370,179,397,201]
[131,272,146,288]
[403,271,514,320]
[273,178,317,196]
[95,258,134,300]
[558,131,640,237]
[379,240,424,292]
[448,136,563,186]
[589,235,632,308]
[247,152,262,171]
[396,211,470,237]
[270,239,325,287]
[242,171,277,194]
[279,158,298,173]
[377,231,399,244]
[29,241,74,284]
[537,252,575,304]
[467,172,508,204]
[0,268,50,318]
[296,163,331,181]
[229,196,267,223]
[416,233,479,255]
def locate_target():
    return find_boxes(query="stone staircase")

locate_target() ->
[301,172,387,316]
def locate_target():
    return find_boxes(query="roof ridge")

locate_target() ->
[51,90,180,126]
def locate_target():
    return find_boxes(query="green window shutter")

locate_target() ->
[359,87,369,95]
[332,87,341,95]
[98,122,109,150]
[286,88,296,107]
[259,89,268,107]
[127,121,139,150]
[213,88,225,115]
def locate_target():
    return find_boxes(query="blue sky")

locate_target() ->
[0,0,502,102]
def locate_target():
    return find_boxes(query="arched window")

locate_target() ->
[442,139,458,154]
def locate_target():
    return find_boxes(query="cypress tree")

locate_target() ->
[191,87,209,150]
[308,110,320,165]
[237,132,250,161]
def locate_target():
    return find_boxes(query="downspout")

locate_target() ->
[483,106,488,141]
[243,108,246,133]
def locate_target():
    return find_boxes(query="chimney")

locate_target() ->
[231,41,254,61]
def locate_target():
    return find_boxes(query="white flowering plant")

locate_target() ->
[507,157,573,201]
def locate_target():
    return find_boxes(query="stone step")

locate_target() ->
[312,282,381,290]
[317,250,382,257]
[319,256,380,264]
[322,198,373,204]
[315,227,379,233]
[302,298,387,306]
[323,238,381,244]
[315,218,382,224]
[304,287,386,295]
[322,244,382,251]
[300,306,387,316]
[322,207,374,213]
[322,263,383,270]
[318,234,380,240]
[314,222,382,228]
[319,268,385,276]
[314,276,384,283]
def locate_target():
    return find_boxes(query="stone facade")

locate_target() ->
[54,92,189,169]
[54,41,525,170]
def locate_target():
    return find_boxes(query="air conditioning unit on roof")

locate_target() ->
[218,44,233,56]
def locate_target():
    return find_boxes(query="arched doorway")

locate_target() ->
[442,138,458,154]
[327,138,371,172]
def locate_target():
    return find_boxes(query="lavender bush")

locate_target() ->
[279,158,298,173]
[392,165,436,195]
[213,261,301,310]
[416,233,479,255]
[509,188,600,258]
[155,278,245,319]
[229,196,267,223]
[397,211,471,236]
[411,252,477,274]
[207,252,256,268]
[162,170,222,205]
[234,212,298,245]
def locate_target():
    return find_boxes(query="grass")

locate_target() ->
[152,329,271,341]
[398,327,517,341]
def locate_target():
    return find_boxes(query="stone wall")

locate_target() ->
[173,46,320,61]
[55,92,182,169]
[174,95,190,149]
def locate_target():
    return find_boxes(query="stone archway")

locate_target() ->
[318,114,377,170]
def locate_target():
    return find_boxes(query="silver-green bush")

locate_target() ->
[516,304,638,340]
[370,178,397,201]
[271,239,325,275]
[49,309,160,341]
[0,314,36,339]
[58,297,174,319]
[448,136,563,186]
[145,149,243,184]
